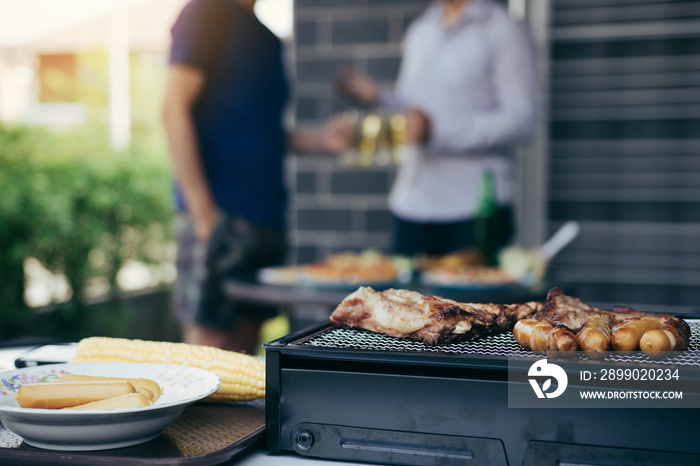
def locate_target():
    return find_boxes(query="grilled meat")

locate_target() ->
[513,287,691,358]
[512,319,579,354]
[330,287,542,345]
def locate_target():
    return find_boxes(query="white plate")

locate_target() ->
[419,270,534,290]
[257,266,304,285]
[301,269,413,290]
[0,362,221,451]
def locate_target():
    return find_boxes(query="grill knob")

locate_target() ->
[295,430,314,450]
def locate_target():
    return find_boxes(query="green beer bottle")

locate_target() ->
[473,170,501,265]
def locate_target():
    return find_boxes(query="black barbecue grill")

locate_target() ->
[264,320,700,466]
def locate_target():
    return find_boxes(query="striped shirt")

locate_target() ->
[383,0,538,222]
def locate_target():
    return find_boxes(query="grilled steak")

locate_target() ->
[330,287,542,345]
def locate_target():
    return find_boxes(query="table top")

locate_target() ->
[224,277,547,309]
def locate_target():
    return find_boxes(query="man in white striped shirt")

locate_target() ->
[335,0,538,258]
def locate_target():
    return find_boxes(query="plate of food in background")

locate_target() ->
[416,246,546,291]
[258,249,412,290]
[419,264,531,291]
[301,250,412,289]
[417,222,581,291]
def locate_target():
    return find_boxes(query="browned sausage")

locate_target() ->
[577,316,611,359]
[611,317,661,352]
[640,321,689,358]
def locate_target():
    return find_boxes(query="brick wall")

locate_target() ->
[545,0,700,314]
[287,0,431,265]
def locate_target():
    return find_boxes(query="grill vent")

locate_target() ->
[299,321,700,366]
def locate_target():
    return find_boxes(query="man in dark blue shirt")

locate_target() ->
[163,0,345,354]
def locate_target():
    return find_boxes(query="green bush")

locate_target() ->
[0,123,174,341]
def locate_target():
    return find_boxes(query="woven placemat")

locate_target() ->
[0,400,264,465]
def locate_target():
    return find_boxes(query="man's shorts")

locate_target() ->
[173,212,287,329]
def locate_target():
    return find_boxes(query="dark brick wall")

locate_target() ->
[287,0,429,264]
[545,0,700,314]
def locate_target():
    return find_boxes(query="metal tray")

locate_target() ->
[0,400,264,465]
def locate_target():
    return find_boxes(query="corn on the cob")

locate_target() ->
[70,337,265,401]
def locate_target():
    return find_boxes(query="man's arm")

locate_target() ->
[287,115,352,155]
[333,65,381,107]
[162,64,218,240]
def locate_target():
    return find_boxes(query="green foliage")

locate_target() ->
[0,123,174,340]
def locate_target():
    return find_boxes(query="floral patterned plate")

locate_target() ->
[0,362,220,451]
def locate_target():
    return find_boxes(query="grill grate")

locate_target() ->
[299,321,700,366]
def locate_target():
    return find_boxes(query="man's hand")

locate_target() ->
[192,207,220,241]
[287,113,354,155]
[405,107,431,145]
[322,113,354,154]
[333,65,381,106]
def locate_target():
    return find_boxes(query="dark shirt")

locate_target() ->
[170,0,289,226]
